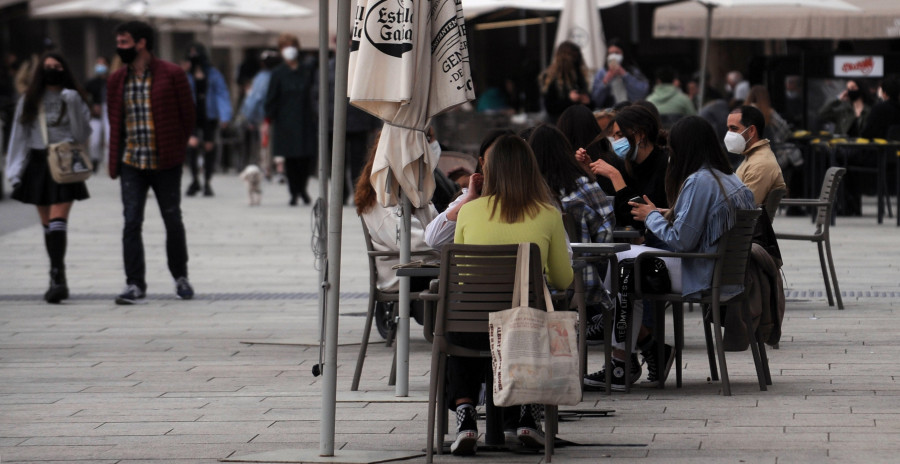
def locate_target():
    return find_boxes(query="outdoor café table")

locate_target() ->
[812,137,899,224]
[786,130,834,201]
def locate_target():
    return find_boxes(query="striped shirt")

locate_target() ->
[122,68,156,169]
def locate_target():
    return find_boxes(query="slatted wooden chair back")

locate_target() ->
[814,167,847,232]
[434,243,546,338]
[711,209,763,293]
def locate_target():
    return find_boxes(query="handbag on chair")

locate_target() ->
[489,243,582,407]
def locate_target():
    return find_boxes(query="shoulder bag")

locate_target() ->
[489,243,582,407]
[39,102,92,184]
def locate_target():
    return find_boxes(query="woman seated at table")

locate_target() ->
[529,124,615,343]
[354,133,437,299]
[447,134,573,456]
[579,105,669,247]
[587,115,756,392]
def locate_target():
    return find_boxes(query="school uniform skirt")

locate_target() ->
[11,149,89,206]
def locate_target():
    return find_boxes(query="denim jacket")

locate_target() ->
[644,168,756,298]
[188,66,232,123]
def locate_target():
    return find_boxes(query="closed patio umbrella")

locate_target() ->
[348,0,474,396]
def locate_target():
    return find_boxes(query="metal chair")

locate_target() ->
[763,187,787,223]
[630,209,768,396]
[776,167,847,309]
[351,217,438,391]
[424,243,559,463]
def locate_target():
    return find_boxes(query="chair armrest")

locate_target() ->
[632,250,716,297]
[778,199,831,207]
[369,250,399,258]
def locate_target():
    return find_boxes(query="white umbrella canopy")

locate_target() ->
[554,0,606,72]
[349,0,475,208]
[654,0,869,40]
[149,0,312,20]
[29,0,270,33]
[462,0,669,17]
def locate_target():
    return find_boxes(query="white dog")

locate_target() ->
[239,164,263,206]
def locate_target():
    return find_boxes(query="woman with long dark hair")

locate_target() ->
[5,52,91,303]
[586,105,669,245]
[448,134,573,456]
[529,124,614,344]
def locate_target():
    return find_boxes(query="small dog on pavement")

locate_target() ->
[239,164,263,206]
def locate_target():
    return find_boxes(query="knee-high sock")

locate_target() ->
[47,218,67,279]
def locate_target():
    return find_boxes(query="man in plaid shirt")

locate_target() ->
[107,21,195,305]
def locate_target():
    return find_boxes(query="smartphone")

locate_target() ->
[629,196,646,205]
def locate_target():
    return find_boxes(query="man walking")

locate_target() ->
[107,21,195,304]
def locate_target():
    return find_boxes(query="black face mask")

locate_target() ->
[117,47,138,64]
[43,69,65,86]
[847,89,862,101]
[189,55,201,67]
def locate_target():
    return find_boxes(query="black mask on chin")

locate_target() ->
[43,69,65,86]
[117,47,138,64]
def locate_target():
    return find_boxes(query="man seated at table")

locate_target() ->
[726,105,786,206]
[862,74,900,140]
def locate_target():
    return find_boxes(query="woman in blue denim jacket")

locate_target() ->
[585,115,756,392]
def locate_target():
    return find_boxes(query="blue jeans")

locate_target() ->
[120,164,188,290]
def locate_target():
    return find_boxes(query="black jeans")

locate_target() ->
[120,164,188,290]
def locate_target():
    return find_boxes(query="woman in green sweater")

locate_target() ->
[447,134,573,456]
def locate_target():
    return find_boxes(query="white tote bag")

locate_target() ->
[489,243,582,407]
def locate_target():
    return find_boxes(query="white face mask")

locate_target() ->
[281,46,298,62]
[724,127,750,154]
[428,139,441,159]
[607,53,623,65]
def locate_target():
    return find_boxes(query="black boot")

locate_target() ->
[45,267,69,303]
[186,181,201,197]
[45,219,69,303]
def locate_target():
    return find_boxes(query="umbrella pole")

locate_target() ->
[697,3,713,109]
[315,0,330,348]
[396,195,412,397]
[321,0,350,456]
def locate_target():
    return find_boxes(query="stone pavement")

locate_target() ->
[1,171,899,464]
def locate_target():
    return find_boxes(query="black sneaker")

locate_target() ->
[516,404,545,449]
[585,313,604,345]
[203,185,214,197]
[115,284,146,305]
[175,277,194,300]
[583,354,642,392]
[641,342,675,387]
[450,404,478,456]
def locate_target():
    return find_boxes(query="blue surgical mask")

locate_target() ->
[612,137,631,159]
[94,63,108,75]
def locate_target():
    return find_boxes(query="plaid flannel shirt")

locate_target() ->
[562,177,616,305]
[122,68,157,169]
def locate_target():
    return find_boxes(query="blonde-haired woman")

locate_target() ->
[539,41,592,124]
